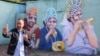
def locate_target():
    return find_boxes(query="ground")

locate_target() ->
[0,44,100,56]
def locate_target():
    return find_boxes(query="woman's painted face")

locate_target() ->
[46,18,57,29]
[71,10,82,24]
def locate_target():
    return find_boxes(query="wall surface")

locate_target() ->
[26,0,100,50]
[0,1,25,44]
[0,0,100,50]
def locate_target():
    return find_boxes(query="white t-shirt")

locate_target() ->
[14,31,25,56]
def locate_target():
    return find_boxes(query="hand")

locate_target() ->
[82,22,91,32]
[74,20,82,32]
[23,34,29,41]
[48,25,55,35]
[2,24,8,34]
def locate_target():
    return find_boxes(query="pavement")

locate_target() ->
[0,44,100,56]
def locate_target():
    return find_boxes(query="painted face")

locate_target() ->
[17,20,24,29]
[46,17,57,29]
[26,14,36,28]
[71,10,82,24]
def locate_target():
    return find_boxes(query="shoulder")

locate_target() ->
[10,28,17,32]
[63,26,72,32]
[41,27,46,31]
[55,28,61,33]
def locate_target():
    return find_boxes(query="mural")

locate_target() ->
[61,0,98,55]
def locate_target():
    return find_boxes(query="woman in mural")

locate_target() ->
[61,0,98,55]
[24,7,41,49]
[38,7,62,51]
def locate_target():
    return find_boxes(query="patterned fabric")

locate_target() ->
[69,0,82,17]
[43,7,57,22]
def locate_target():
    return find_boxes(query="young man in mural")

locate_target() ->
[2,19,30,56]
[24,8,41,49]
[38,7,62,51]
[61,0,98,55]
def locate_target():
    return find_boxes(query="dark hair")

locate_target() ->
[67,17,71,22]
[43,21,46,26]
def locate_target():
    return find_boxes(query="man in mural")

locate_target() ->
[2,19,30,56]
[61,0,98,55]
[38,7,62,51]
[24,7,41,49]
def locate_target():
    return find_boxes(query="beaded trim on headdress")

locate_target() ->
[44,7,57,22]
[66,0,85,18]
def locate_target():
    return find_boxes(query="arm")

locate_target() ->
[2,25,12,38]
[67,29,78,46]
[67,21,81,46]
[45,26,55,42]
[83,24,98,48]
[23,32,30,46]
[45,31,52,42]
[85,29,98,48]
[34,28,41,48]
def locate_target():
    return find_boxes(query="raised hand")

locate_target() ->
[49,25,55,35]
[45,25,56,42]
[2,24,8,34]
[82,21,91,32]
[74,20,83,32]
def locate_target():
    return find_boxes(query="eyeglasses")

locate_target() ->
[48,20,57,23]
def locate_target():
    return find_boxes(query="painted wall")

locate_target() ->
[0,1,25,44]
[0,0,100,50]
[26,0,100,50]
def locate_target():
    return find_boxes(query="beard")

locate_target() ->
[27,21,35,28]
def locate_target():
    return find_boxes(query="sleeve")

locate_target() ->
[62,26,71,42]
[38,28,47,50]
[2,29,13,38]
[34,28,41,39]
[24,30,31,46]
[90,25,97,39]
[56,29,63,41]
[24,40,30,46]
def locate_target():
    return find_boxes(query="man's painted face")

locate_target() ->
[46,17,57,29]
[26,14,36,28]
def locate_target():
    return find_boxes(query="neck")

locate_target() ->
[17,28,23,31]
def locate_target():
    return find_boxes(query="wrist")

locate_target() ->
[73,28,78,33]
[85,28,91,34]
